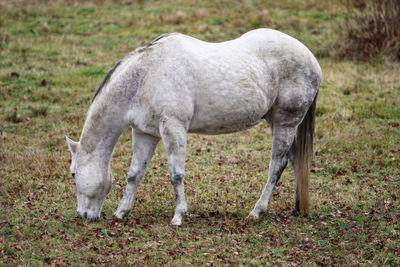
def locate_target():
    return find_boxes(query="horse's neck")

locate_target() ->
[79,98,128,164]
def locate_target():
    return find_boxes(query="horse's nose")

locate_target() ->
[77,210,88,218]
[77,210,99,220]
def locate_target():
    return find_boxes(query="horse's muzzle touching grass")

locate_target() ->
[77,210,100,220]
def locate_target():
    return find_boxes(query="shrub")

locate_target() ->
[337,0,400,61]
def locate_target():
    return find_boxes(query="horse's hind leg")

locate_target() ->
[159,118,188,226]
[248,124,297,219]
[114,130,159,219]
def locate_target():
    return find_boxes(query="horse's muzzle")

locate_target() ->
[77,210,99,220]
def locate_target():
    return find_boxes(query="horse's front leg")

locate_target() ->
[114,130,159,219]
[160,118,188,226]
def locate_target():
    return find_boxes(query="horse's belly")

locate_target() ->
[188,89,270,134]
[189,116,263,134]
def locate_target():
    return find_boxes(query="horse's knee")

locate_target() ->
[127,172,142,184]
[170,172,184,186]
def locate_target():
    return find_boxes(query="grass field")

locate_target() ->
[1,0,399,265]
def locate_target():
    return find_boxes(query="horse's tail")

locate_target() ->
[290,92,318,216]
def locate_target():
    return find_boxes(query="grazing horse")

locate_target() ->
[66,29,321,225]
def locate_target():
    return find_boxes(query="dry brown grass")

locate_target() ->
[337,0,400,61]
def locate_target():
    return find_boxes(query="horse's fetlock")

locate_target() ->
[178,202,188,213]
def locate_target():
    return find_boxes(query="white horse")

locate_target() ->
[66,29,321,225]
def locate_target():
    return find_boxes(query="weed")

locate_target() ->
[5,110,23,123]
[30,106,48,117]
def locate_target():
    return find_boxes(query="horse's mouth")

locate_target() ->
[77,210,100,220]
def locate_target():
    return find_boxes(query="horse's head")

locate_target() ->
[66,136,112,219]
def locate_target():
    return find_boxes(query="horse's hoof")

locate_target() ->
[171,217,182,226]
[247,211,260,220]
[113,210,125,220]
[112,214,123,221]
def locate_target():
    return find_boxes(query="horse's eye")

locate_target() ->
[72,173,76,178]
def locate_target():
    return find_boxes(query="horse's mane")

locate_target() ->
[91,33,176,102]
[91,60,123,102]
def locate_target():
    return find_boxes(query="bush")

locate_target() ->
[337,0,400,61]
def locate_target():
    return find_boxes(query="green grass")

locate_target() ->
[1,0,399,265]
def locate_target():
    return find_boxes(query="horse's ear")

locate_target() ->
[65,136,78,154]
